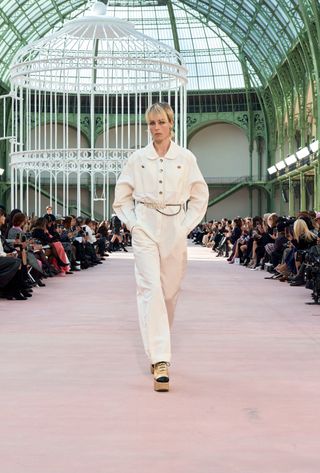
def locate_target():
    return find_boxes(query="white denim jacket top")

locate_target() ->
[113,140,209,239]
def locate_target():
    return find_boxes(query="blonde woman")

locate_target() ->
[293,218,317,249]
[266,213,278,232]
[289,218,317,286]
[113,103,209,391]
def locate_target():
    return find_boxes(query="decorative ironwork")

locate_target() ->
[7,2,187,218]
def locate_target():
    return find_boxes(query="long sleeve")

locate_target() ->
[85,225,96,243]
[181,154,209,234]
[113,155,137,232]
[0,238,6,256]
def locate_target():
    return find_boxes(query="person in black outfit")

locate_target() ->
[109,214,128,252]
[289,218,317,286]
[32,217,70,274]
[270,222,289,267]
[0,209,32,300]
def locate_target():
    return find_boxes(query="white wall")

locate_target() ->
[188,123,250,179]
[188,123,268,219]
[31,124,88,149]
[206,187,265,220]
[96,124,148,149]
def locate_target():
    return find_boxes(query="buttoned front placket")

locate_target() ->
[158,157,164,201]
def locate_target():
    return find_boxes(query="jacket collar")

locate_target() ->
[143,140,178,160]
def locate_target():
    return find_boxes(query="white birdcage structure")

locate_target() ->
[7,1,187,219]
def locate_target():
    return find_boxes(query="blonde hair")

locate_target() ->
[145,102,174,138]
[267,212,278,228]
[293,218,317,241]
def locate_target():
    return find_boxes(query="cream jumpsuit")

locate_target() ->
[113,141,209,364]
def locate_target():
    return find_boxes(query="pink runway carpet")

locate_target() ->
[0,244,320,473]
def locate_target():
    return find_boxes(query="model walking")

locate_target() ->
[113,103,209,391]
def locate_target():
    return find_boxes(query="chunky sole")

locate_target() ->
[154,380,169,392]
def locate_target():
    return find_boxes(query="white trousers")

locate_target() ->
[132,225,187,364]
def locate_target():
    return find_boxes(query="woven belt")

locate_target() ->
[137,201,183,216]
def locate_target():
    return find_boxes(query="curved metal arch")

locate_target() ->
[176,1,312,123]
[176,0,300,82]
[266,1,314,142]
[187,118,248,144]
[186,10,273,84]
[297,0,320,134]
[30,118,91,144]
[0,0,310,90]
[232,0,295,58]
[173,1,265,88]
[0,0,88,83]
[249,182,272,198]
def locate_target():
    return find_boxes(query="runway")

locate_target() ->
[0,243,320,473]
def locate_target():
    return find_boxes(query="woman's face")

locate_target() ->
[0,214,6,225]
[148,112,172,144]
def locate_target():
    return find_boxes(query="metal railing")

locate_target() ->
[206,175,259,184]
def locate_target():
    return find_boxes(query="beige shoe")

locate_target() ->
[153,361,170,392]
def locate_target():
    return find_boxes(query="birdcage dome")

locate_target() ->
[10,1,187,94]
[7,2,188,220]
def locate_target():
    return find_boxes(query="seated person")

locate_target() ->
[269,221,289,267]
[83,218,107,258]
[0,209,31,300]
[32,217,70,275]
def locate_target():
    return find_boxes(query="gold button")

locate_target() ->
[160,169,163,172]
[159,180,162,184]
[141,165,145,168]
[159,191,163,195]
[177,165,181,169]
[160,158,163,162]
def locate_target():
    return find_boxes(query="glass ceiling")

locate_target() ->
[107,2,249,90]
[0,0,305,91]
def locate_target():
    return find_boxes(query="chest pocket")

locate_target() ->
[165,161,186,191]
[136,158,158,192]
